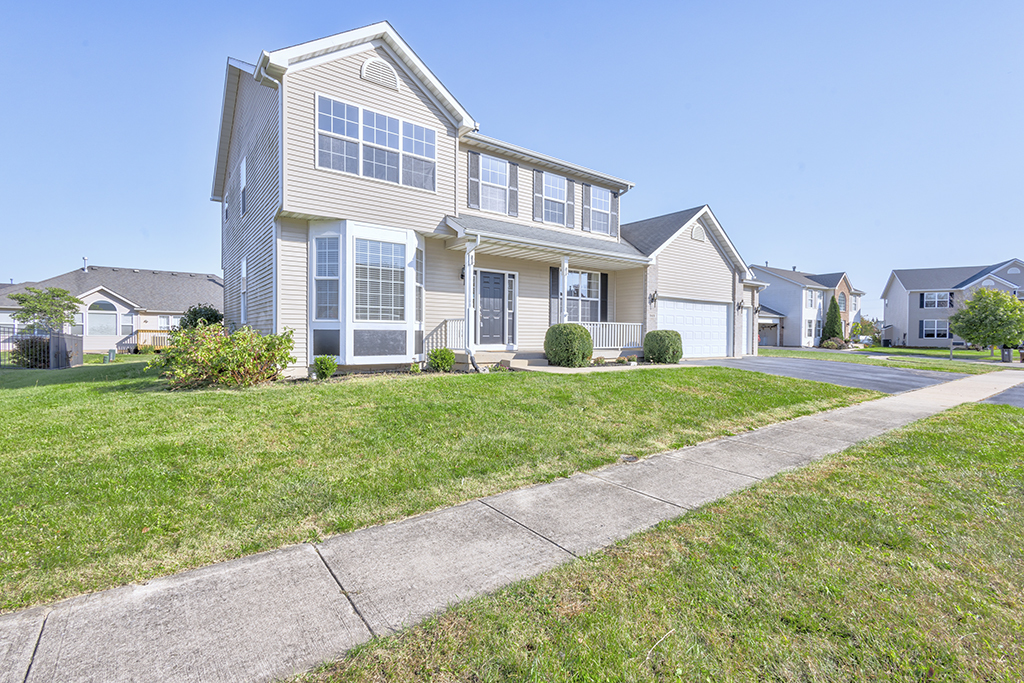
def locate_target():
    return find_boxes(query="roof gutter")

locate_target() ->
[460,228,650,266]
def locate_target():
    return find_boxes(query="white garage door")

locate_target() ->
[657,299,730,358]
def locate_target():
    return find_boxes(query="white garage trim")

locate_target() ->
[656,298,731,358]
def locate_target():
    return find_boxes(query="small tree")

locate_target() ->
[948,288,1024,353]
[7,287,83,332]
[821,295,843,343]
[178,303,224,329]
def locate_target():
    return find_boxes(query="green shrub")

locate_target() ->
[820,339,840,350]
[148,323,295,389]
[12,336,49,369]
[178,303,224,330]
[643,330,683,363]
[627,354,638,363]
[313,355,337,380]
[428,347,456,372]
[544,323,593,368]
[593,356,606,366]
[616,356,628,365]
[135,344,155,355]
[409,362,422,373]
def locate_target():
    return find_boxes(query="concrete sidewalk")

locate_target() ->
[3,371,1022,683]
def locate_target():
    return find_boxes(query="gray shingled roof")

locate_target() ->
[752,265,829,289]
[806,272,844,288]
[619,207,704,256]
[759,305,785,318]
[0,266,224,312]
[890,262,1020,291]
[447,214,647,259]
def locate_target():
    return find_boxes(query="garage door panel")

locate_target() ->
[656,298,729,358]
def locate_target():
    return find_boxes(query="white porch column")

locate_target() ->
[464,235,479,354]
[560,256,569,324]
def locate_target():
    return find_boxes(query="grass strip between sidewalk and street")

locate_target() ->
[0,359,877,611]
[759,347,1012,374]
[299,403,1024,683]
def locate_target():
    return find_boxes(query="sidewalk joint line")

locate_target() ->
[478,500,579,559]
[21,609,49,683]
[583,472,692,510]
[674,459,768,481]
[313,545,377,639]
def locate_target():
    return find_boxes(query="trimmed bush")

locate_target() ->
[12,336,49,369]
[644,330,683,363]
[149,323,295,389]
[428,347,456,372]
[313,355,337,380]
[544,323,593,368]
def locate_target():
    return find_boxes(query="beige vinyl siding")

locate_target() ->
[423,237,465,340]
[278,218,309,366]
[456,143,622,246]
[222,68,280,334]
[615,267,645,324]
[283,46,457,229]
[652,230,734,303]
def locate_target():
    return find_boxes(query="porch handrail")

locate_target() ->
[579,321,642,349]
[424,319,466,354]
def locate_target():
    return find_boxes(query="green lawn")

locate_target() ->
[301,403,1024,682]
[0,360,877,611]
[759,347,1012,374]
[862,345,1018,361]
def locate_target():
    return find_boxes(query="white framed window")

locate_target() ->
[805,319,814,337]
[158,315,171,331]
[362,110,401,184]
[816,319,822,338]
[240,257,248,324]
[591,187,611,234]
[565,270,600,322]
[805,290,815,308]
[88,301,117,336]
[401,122,436,191]
[71,313,84,336]
[838,292,847,312]
[315,237,340,320]
[480,155,508,213]
[543,174,567,225]
[239,157,247,215]
[923,320,949,338]
[354,239,405,321]
[924,292,951,308]
[120,313,133,336]
[317,96,360,174]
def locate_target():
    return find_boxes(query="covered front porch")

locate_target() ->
[424,214,649,361]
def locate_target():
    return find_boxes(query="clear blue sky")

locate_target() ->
[2,0,1021,320]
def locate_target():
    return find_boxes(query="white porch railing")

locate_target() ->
[424,318,466,353]
[580,322,642,349]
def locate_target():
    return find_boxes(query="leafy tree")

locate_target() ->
[850,319,879,338]
[178,303,224,329]
[8,287,83,332]
[948,288,1024,352]
[821,295,843,343]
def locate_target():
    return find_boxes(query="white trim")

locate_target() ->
[360,55,400,91]
[648,207,751,279]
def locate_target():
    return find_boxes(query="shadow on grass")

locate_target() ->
[0,359,163,391]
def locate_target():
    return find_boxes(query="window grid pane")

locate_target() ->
[318,135,359,174]
[318,96,359,139]
[363,110,400,149]
[355,239,405,321]
[401,121,436,159]
[316,280,339,320]
[364,147,400,183]
[402,155,435,190]
[316,237,339,278]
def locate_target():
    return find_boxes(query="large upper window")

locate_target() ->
[88,301,117,336]
[565,270,600,322]
[315,237,340,320]
[923,320,949,338]
[543,174,567,225]
[317,97,436,190]
[924,292,951,308]
[838,292,847,312]
[480,155,508,213]
[355,239,405,321]
[591,187,611,234]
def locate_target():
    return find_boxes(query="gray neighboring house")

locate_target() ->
[880,259,1024,347]
[749,265,864,347]
[0,265,224,353]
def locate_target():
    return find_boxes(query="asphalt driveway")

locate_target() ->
[983,384,1024,408]
[692,356,966,394]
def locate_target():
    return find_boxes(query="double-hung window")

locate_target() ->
[315,237,340,320]
[317,96,360,174]
[355,239,405,321]
[816,319,822,338]
[805,319,814,337]
[838,292,847,312]
[923,320,949,338]
[591,187,611,234]
[923,292,951,308]
[565,270,600,322]
[362,110,400,183]
[543,174,567,225]
[401,122,436,190]
[480,155,508,213]
[805,290,815,308]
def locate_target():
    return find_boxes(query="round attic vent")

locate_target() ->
[361,57,399,91]
[982,279,995,286]
[1009,267,1021,274]
[691,224,706,241]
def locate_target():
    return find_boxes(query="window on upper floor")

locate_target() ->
[923,292,952,308]
[838,292,846,312]
[805,290,815,308]
[480,155,508,213]
[591,187,611,235]
[355,239,405,321]
[315,96,436,191]
[543,174,567,225]
[315,237,340,320]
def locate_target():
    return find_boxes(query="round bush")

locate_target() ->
[313,355,337,380]
[178,303,224,330]
[544,323,593,368]
[643,329,683,363]
[428,347,456,372]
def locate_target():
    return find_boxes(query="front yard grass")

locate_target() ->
[863,345,1013,361]
[301,403,1024,682]
[759,347,1007,374]
[0,361,877,611]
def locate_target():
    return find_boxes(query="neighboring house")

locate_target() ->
[749,265,864,347]
[211,22,762,370]
[0,265,224,353]
[880,259,1024,347]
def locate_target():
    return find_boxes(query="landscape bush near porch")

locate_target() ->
[148,323,294,389]
[643,329,683,363]
[544,323,593,367]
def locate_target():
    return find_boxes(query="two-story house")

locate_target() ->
[211,22,762,371]
[749,265,863,347]
[880,259,1024,347]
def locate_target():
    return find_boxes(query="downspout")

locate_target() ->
[257,57,285,341]
[465,234,481,371]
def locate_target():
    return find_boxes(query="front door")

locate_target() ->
[479,271,504,344]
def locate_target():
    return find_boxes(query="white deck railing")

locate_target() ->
[580,322,642,349]
[424,318,466,353]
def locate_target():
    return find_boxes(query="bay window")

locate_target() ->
[355,239,405,321]
[315,237,340,320]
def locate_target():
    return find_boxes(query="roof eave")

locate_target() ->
[210,59,253,202]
